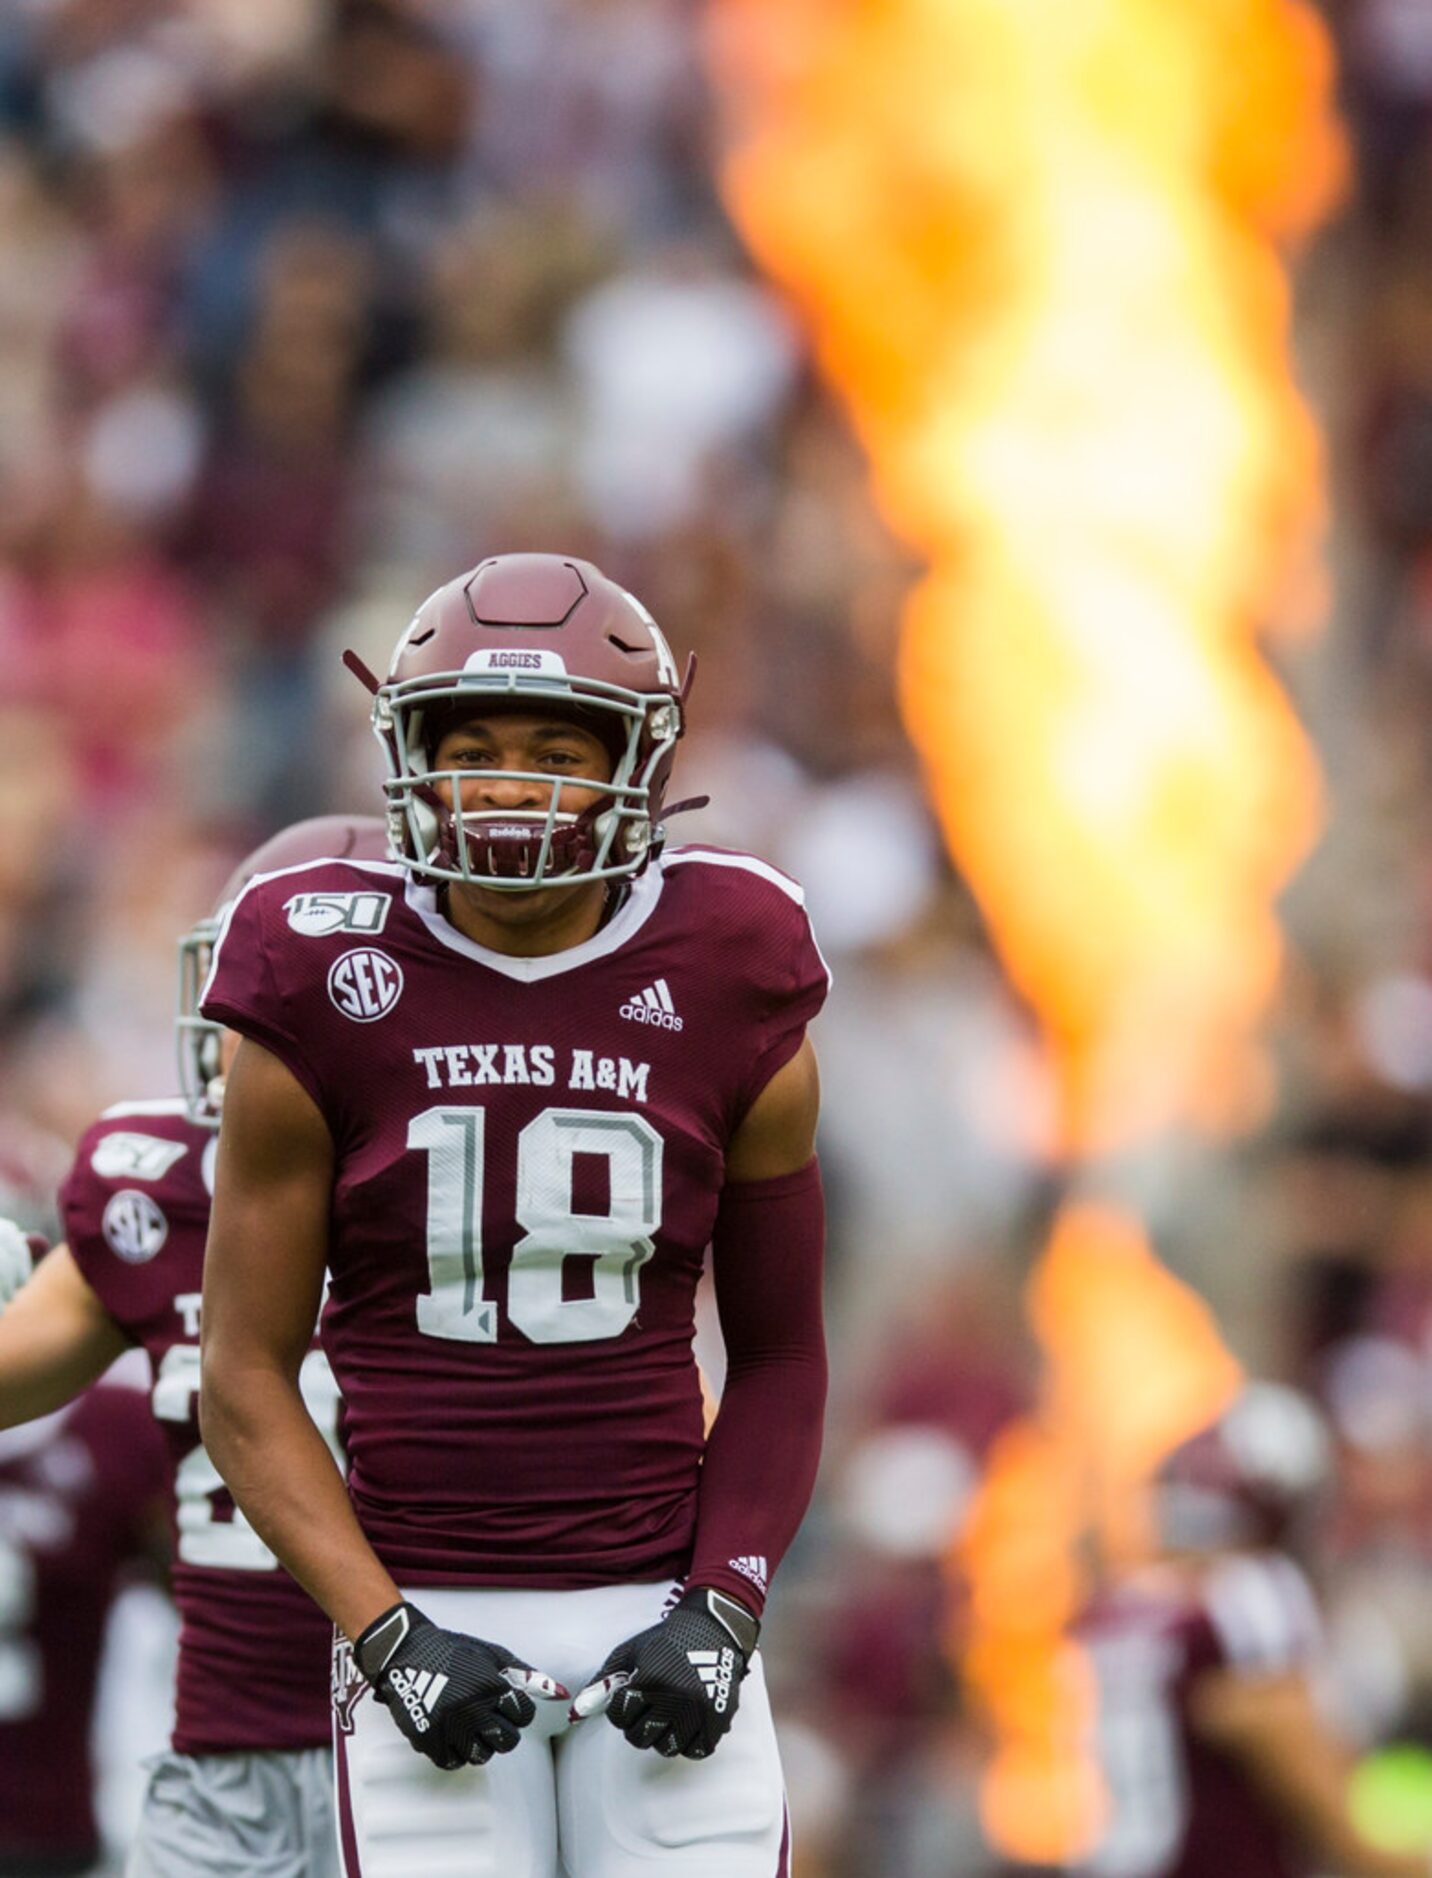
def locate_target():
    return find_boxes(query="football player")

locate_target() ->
[1071,1383,1431,1878]
[0,1223,168,1878]
[0,815,388,1878]
[199,553,830,1876]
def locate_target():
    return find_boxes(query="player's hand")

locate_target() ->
[355,1600,568,1770]
[0,1221,45,1313]
[570,1587,759,1760]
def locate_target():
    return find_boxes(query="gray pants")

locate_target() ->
[125,1748,337,1878]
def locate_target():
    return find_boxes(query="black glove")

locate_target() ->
[355,1601,567,1770]
[570,1587,760,1760]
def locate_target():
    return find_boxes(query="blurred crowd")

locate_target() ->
[3,0,1432,1873]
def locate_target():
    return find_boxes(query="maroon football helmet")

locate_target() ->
[356,554,691,891]
[178,814,390,1123]
[1153,1383,1330,1553]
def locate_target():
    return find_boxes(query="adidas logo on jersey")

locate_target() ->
[729,1556,768,1594]
[386,1666,449,1733]
[620,979,683,1030]
[688,1646,737,1714]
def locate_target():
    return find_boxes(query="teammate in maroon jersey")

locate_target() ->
[199,554,830,1876]
[0,1376,166,1877]
[1071,1384,1431,1878]
[0,816,387,1878]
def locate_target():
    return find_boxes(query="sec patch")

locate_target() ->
[328,948,404,1022]
[103,1190,169,1263]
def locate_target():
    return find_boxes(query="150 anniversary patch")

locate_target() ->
[285,891,392,938]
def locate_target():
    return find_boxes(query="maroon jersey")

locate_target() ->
[59,1102,338,1755]
[0,1384,165,1871]
[202,844,828,1586]
[1072,1553,1322,1878]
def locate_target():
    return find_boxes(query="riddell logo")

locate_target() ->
[689,1647,736,1714]
[387,1666,448,1733]
[620,979,683,1031]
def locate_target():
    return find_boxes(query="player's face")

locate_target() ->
[428,710,617,952]
[430,711,614,818]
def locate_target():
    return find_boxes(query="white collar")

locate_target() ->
[403,862,664,981]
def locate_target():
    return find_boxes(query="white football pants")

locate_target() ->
[332,1581,790,1878]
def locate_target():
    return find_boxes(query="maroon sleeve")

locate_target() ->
[58,1113,206,1332]
[733,894,830,1122]
[199,880,328,1112]
[686,1158,827,1618]
[58,1127,116,1277]
[58,1126,159,1338]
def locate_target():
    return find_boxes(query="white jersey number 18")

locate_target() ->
[410,1104,662,1346]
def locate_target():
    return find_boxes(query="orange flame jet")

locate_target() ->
[709,0,1345,1858]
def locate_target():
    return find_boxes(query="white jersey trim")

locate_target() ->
[0,1405,74,1463]
[662,847,805,905]
[98,1097,193,1120]
[662,848,833,994]
[203,848,830,996]
[200,860,407,1010]
[403,862,665,981]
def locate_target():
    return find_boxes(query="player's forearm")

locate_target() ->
[1216,1712,1432,1878]
[0,1318,108,1426]
[200,1354,399,1639]
[688,1160,827,1613]
[0,1249,128,1427]
[688,1351,826,1613]
[1296,1780,1429,1878]
[1299,1794,1427,1878]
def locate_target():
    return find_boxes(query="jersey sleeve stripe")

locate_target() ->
[198,878,251,1011]
[242,858,406,887]
[199,860,405,1009]
[99,1097,193,1119]
[660,847,834,994]
[661,848,807,904]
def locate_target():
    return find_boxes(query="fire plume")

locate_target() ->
[709,0,1344,1860]
[710,0,1342,1153]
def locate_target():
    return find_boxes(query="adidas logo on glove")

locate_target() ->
[687,1646,737,1714]
[386,1666,449,1733]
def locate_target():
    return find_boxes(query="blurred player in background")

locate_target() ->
[1071,1383,1431,1878]
[0,1225,167,1878]
[0,817,387,1878]
[200,553,829,1875]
